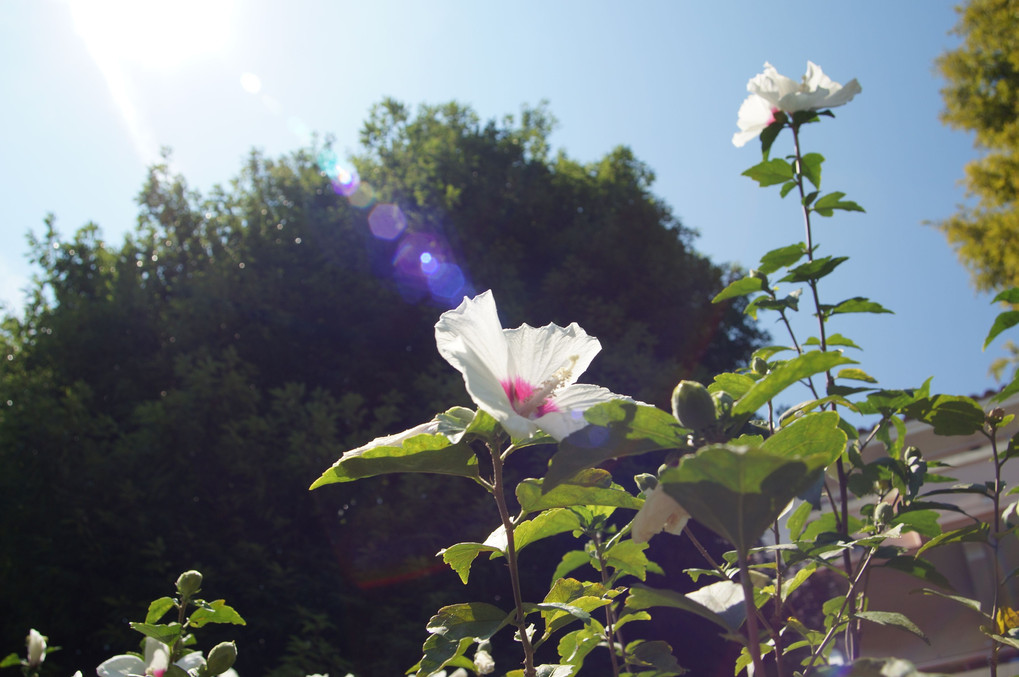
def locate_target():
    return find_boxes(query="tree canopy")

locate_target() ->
[936,0,1019,291]
[0,100,763,674]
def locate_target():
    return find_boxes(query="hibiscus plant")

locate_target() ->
[11,60,1019,677]
[310,60,1019,677]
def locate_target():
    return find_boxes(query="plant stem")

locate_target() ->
[594,533,623,677]
[489,443,537,677]
[738,550,766,676]
[792,122,860,659]
[989,428,1003,677]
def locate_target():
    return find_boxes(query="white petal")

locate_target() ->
[175,652,206,670]
[732,95,774,147]
[96,656,146,677]
[632,487,690,543]
[747,62,798,106]
[502,321,601,388]
[535,384,621,441]
[435,291,516,421]
[822,78,862,108]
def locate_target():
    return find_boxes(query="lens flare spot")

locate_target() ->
[240,72,261,94]
[419,251,438,274]
[368,203,406,240]
[348,182,375,209]
[427,263,467,301]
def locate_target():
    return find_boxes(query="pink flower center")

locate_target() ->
[502,377,559,418]
[768,106,779,125]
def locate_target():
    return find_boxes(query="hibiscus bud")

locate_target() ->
[712,391,734,420]
[1004,502,1019,530]
[633,473,658,494]
[473,640,495,675]
[751,357,768,375]
[749,269,768,285]
[988,407,1006,425]
[26,628,46,667]
[873,501,894,526]
[672,381,716,432]
[175,570,203,598]
[205,641,238,675]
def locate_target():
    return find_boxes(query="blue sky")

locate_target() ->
[1,0,1008,404]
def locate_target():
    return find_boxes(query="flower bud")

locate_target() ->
[175,570,203,598]
[26,629,46,667]
[205,641,238,676]
[712,391,734,420]
[672,381,716,432]
[988,407,1006,425]
[874,501,894,527]
[751,357,768,375]
[1004,502,1019,530]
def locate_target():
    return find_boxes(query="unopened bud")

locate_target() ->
[672,381,716,432]
[988,407,1006,425]
[175,570,203,598]
[751,357,768,375]
[26,629,46,667]
[712,391,734,420]
[205,641,238,676]
[874,502,894,526]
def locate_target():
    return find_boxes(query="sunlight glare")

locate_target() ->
[70,0,236,70]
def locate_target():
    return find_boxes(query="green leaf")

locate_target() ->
[838,368,878,383]
[779,256,848,284]
[557,626,601,667]
[604,539,654,581]
[438,542,503,584]
[708,372,757,399]
[916,588,986,616]
[824,297,894,317]
[426,602,511,641]
[984,309,1019,349]
[712,276,764,303]
[806,333,863,350]
[812,191,865,217]
[628,640,684,674]
[416,634,472,677]
[993,287,1019,305]
[917,522,990,556]
[626,581,744,632]
[188,600,246,628]
[758,243,806,274]
[310,423,479,488]
[763,411,847,464]
[0,654,21,668]
[512,508,583,552]
[799,152,824,189]
[552,550,591,584]
[854,611,929,643]
[539,579,611,639]
[734,351,856,416]
[129,622,184,646]
[659,444,830,553]
[880,555,952,590]
[517,470,642,514]
[145,596,177,624]
[787,500,813,541]
[742,158,795,187]
[889,510,942,539]
[547,401,688,491]
[903,395,986,436]
[759,118,784,159]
